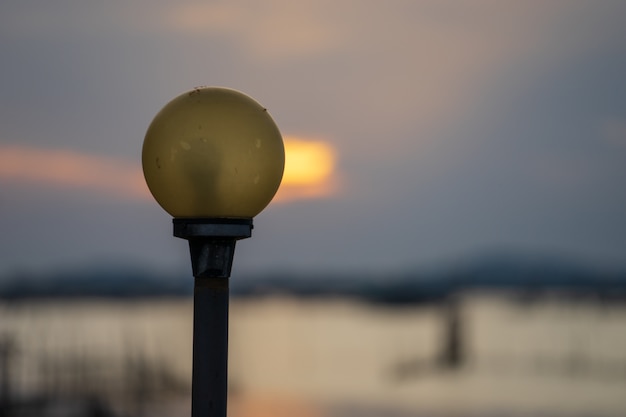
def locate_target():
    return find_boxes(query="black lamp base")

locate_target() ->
[173,218,253,278]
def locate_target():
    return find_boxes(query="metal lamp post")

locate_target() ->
[141,87,285,417]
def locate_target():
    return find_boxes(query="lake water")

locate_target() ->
[1,292,625,417]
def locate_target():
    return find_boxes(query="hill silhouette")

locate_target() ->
[1,253,625,304]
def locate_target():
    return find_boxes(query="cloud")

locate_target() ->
[4,1,622,156]
[163,1,346,61]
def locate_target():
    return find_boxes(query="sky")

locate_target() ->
[1,1,625,278]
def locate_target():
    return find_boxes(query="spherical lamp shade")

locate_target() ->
[142,87,285,218]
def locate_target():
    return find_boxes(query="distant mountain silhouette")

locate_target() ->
[231,252,626,304]
[1,253,625,303]
[0,264,192,299]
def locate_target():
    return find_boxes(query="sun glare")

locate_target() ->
[277,136,339,202]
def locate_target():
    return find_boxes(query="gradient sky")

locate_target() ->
[1,1,626,278]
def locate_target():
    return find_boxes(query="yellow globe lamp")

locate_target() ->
[141,87,285,417]
[142,86,284,219]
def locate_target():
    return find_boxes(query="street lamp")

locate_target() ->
[142,87,285,417]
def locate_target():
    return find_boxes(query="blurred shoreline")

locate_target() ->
[2,252,626,305]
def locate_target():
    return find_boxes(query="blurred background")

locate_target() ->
[1,1,626,416]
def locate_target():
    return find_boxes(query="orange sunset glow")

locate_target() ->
[276,136,339,202]
[0,138,338,203]
[0,145,149,199]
